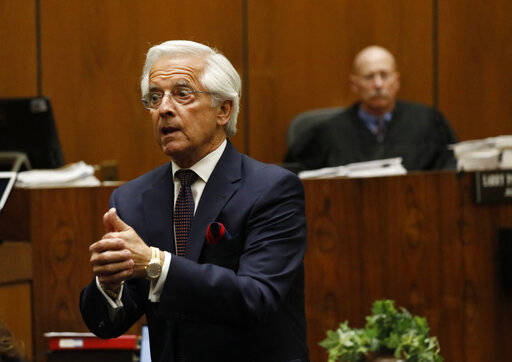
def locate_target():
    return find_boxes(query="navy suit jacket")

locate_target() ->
[80,142,309,362]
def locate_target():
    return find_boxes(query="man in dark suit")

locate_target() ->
[287,45,457,171]
[80,40,308,362]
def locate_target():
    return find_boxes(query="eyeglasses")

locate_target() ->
[142,86,212,109]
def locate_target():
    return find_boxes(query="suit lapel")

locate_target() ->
[186,142,242,261]
[142,163,176,253]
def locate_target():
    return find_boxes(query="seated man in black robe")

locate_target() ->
[286,45,457,171]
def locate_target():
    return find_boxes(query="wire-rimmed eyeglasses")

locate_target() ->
[142,86,212,109]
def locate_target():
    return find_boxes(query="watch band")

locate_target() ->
[146,247,162,280]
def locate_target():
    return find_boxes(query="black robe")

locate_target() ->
[287,101,458,171]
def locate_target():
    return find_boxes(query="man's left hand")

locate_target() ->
[101,208,152,279]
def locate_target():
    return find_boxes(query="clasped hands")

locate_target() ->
[89,208,152,290]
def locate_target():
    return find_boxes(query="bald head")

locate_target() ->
[349,46,400,116]
[352,46,397,75]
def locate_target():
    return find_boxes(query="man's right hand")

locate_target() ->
[89,234,134,289]
[89,208,154,289]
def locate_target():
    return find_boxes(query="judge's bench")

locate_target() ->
[1,171,512,361]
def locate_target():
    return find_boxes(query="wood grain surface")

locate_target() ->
[0,0,37,97]
[303,171,512,361]
[0,186,134,362]
[39,0,244,181]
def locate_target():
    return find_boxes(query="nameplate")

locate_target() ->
[473,170,512,204]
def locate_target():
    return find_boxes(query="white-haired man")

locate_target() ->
[288,45,457,171]
[80,40,309,362]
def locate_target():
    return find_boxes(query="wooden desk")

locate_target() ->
[0,241,32,359]
[0,185,118,362]
[303,171,512,362]
[4,172,510,361]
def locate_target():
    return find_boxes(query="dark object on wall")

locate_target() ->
[498,228,512,292]
[0,97,64,170]
[99,160,119,181]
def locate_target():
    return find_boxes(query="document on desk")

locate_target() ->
[450,135,512,171]
[346,158,406,178]
[299,158,406,179]
[298,165,348,179]
[15,161,100,187]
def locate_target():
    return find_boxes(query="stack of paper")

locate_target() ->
[298,165,348,179]
[299,158,406,179]
[451,135,512,171]
[16,161,100,187]
[496,136,512,169]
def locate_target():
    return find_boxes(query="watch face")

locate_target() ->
[146,262,162,279]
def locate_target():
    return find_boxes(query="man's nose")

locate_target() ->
[373,74,384,87]
[158,93,176,117]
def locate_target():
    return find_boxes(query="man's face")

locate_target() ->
[147,56,231,168]
[350,50,400,115]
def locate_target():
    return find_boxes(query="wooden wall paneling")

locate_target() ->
[0,0,38,97]
[25,186,129,362]
[0,242,32,285]
[304,179,365,352]
[0,186,132,362]
[437,173,466,360]
[0,241,32,360]
[30,188,94,362]
[362,175,442,311]
[438,0,512,141]
[40,0,244,181]
[0,186,30,241]
[0,283,33,360]
[458,182,499,361]
[495,205,512,359]
[342,175,445,342]
[247,0,433,164]
[303,173,512,362]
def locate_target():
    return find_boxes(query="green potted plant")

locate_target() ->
[319,300,442,362]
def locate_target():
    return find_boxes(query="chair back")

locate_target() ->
[286,107,345,148]
[284,107,345,168]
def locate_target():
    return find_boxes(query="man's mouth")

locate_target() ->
[161,126,178,135]
[370,94,388,100]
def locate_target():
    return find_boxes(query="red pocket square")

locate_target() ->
[206,222,227,245]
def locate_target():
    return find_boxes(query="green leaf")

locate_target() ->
[319,300,443,362]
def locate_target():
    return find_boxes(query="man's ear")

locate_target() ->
[216,100,233,127]
[394,71,401,91]
[349,74,359,95]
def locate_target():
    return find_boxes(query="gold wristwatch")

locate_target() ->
[146,246,162,280]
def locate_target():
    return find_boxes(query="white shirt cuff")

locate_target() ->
[96,276,124,309]
[148,251,171,302]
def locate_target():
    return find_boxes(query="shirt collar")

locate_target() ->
[358,107,393,134]
[171,139,227,184]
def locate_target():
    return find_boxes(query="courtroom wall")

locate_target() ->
[438,0,512,141]
[0,0,37,97]
[1,0,511,178]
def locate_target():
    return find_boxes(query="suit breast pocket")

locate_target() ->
[199,232,243,271]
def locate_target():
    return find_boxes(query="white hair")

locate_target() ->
[141,40,241,137]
